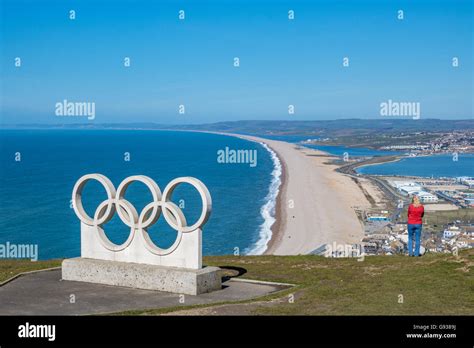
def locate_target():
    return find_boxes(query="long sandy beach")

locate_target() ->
[223,133,376,255]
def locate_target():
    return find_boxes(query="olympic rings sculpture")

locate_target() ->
[72,174,212,256]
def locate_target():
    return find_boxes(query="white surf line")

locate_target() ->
[245,142,282,255]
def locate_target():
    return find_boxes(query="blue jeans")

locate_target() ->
[407,224,422,256]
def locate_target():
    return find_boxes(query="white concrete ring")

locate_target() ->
[139,201,186,255]
[161,177,212,233]
[72,174,116,226]
[115,175,162,228]
[94,198,138,251]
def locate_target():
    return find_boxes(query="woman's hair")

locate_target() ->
[412,195,421,207]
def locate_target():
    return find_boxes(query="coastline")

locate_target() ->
[200,132,287,254]
[244,142,282,255]
[338,155,405,176]
[9,128,469,257]
[352,156,404,171]
[137,129,473,254]
[264,151,287,255]
[206,131,372,255]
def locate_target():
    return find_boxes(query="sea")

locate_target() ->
[356,154,474,178]
[0,130,280,260]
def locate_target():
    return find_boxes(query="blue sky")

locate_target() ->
[1,0,472,124]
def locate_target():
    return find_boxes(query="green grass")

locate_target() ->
[424,209,474,226]
[1,251,472,315]
[203,250,473,315]
[0,259,62,283]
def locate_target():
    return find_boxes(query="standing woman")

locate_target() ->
[407,195,424,256]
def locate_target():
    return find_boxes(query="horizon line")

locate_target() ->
[1,117,474,128]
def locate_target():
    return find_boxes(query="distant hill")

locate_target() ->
[166,119,474,137]
[3,119,473,137]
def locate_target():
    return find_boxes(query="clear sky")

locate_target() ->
[1,0,472,124]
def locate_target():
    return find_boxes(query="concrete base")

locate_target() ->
[62,258,221,295]
[0,269,291,315]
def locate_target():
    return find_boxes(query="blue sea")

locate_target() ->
[0,130,280,260]
[357,154,474,178]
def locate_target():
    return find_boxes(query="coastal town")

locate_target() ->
[304,126,473,258]
[378,130,474,155]
[304,129,474,156]
[234,125,474,259]
[320,172,474,257]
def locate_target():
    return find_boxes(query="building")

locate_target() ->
[397,234,426,255]
[391,223,407,233]
[457,177,474,188]
[363,242,378,255]
[464,198,474,207]
[390,181,423,196]
[389,181,439,202]
[390,240,404,253]
[416,191,439,203]
[367,215,390,222]
[443,226,461,239]
[365,210,391,222]
[400,186,423,196]
[464,180,474,188]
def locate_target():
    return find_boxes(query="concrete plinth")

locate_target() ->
[62,258,221,295]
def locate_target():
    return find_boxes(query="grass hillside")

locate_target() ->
[1,250,472,315]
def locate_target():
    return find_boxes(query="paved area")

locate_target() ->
[0,269,288,315]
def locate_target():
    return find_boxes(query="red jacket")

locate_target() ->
[407,204,424,224]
